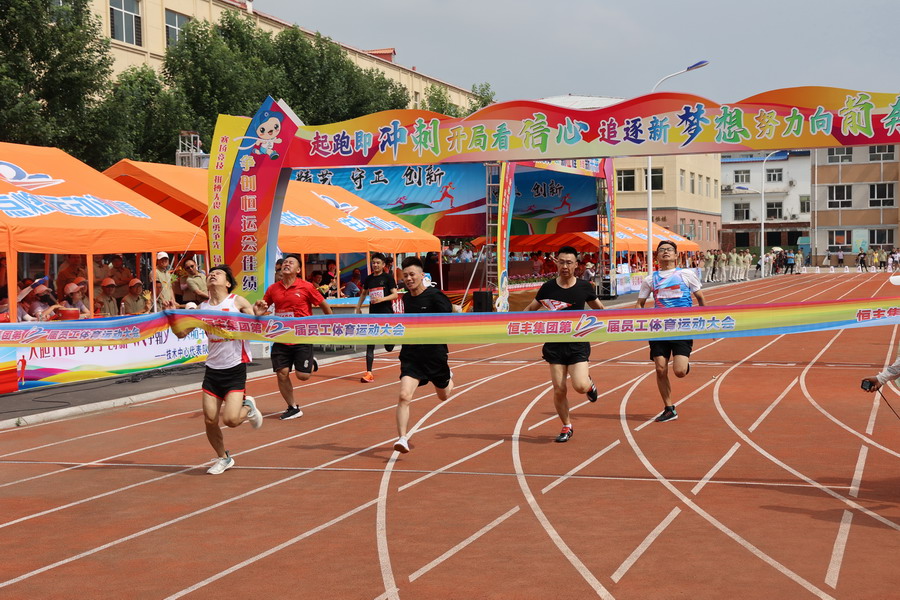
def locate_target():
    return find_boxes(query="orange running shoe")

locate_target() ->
[360,371,375,383]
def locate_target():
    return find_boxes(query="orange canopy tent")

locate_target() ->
[0,142,208,321]
[105,160,441,255]
[471,218,700,253]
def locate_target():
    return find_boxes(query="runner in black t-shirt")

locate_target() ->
[525,246,605,443]
[392,256,455,454]
[355,253,399,383]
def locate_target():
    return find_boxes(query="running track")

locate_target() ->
[0,273,898,599]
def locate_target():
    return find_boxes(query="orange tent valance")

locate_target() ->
[106,160,440,255]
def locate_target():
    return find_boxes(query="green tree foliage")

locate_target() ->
[467,82,496,114]
[85,65,193,168]
[421,84,461,117]
[0,0,112,159]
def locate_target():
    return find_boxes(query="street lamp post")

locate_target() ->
[736,149,782,278]
[646,60,709,279]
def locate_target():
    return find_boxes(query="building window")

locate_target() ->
[733,203,750,221]
[110,0,142,46]
[869,229,895,248]
[734,170,750,184]
[869,145,895,161]
[705,176,710,196]
[827,185,852,208]
[689,173,695,194]
[706,221,711,241]
[828,230,852,252]
[799,195,810,213]
[766,168,783,183]
[766,201,783,220]
[679,169,685,191]
[644,167,663,191]
[714,179,719,198]
[413,91,420,109]
[869,183,895,207]
[689,219,696,239]
[680,218,686,236]
[165,10,189,47]
[827,147,852,163]
[616,169,636,192]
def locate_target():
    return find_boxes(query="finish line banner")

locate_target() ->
[0,298,899,347]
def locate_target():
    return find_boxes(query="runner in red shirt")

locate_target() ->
[254,254,332,420]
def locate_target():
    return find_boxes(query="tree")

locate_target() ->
[84,65,193,168]
[0,0,112,161]
[467,82,495,114]
[421,84,461,117]
[163,12,284,145]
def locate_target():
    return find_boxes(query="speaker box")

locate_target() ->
[472,291,494,312]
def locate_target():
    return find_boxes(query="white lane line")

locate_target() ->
[512,388,614,599]
[408,506,520,582]
[0,410,201,459]
[620,372,837,600]
[399,440,504,492]
[865,398,881,436]
[0,460,856,491]
[528,375,643,431]
[798,330,900,459]
[164,498,380,600]
[634,376,718,432]
[849,445,868,498]
[375,356,541,600]
[541,440,620,495]
[748,377,799,433]
[690,443,740,496]
[825,510,854,589]
[716,336,900,530]
[376,397,450,600]
[610,507,681,584]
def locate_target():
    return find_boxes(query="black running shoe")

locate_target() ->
[385,344,395,352]
[587,384,598,403]
[686,363,691,376]
[312,358,319,372]
[655,406,678,423]
[554,426,573,443]
[279,405,303,420]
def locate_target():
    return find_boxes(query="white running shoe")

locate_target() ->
[393,436,410,453]
[244,395,263,429]
[207,453,234,475]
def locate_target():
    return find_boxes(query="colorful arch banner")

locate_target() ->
[285,87,900,167]
[0,296,898,347]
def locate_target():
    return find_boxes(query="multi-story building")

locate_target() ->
[811,145,899,260]
[719,150,811,252]
[540,95,722,252]
[95,0,475,110]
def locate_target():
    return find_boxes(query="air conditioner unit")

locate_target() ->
[722,185,733,193]
[791,214,798,220]
[789,179,796,187]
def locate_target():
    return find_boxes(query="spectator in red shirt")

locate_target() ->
[254,254,333,421]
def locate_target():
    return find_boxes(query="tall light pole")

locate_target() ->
[646,60,709,278]
[736,149,782,278]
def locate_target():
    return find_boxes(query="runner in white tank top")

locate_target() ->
[174,265,269,475]
[201,293,252,370]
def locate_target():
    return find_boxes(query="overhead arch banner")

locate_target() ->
[0,297,898,347]
[285,87,900,167]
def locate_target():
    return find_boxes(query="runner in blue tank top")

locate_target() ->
[636,240,706,423]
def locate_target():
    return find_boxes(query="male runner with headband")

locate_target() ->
[175,265,263,475]
[636,240,706,423]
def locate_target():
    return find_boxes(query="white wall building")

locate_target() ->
[719,150,811,251]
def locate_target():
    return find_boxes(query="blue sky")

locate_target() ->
[257,0,898,104]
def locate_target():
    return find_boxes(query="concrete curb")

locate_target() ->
[0,350,368,431]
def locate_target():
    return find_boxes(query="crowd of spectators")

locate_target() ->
[1,251,209,321]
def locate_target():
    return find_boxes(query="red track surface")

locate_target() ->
[1,273,899,599]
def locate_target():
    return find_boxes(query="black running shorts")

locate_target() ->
[542,341,591,366]
[399,350,451,389]
[271,343,315,373]
[202,363,248,399]
[648,339,693,360]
